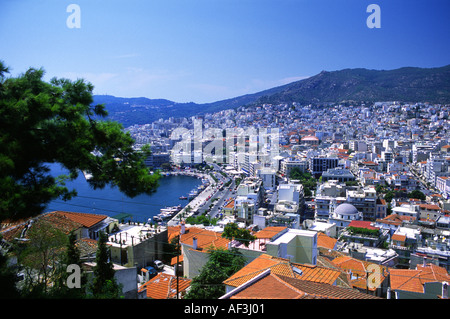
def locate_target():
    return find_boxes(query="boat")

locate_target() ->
[179,196,188,200]
[188,189,199,199]
[156,205,183,221]
[160,205,182,214]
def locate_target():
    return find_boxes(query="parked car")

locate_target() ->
[153,260,164,270]
[143,266,158,280]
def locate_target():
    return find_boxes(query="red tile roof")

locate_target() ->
[348,220,378,230]
[138,273,191,299]
[224,254,342,288]
[331,256,388,291]
[317,233,337,250]
[53,211,108,228]
[253,226,287,240]
[224,271,381,299]
[180,226,230,251]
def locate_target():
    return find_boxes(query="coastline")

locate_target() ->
[163,170,218,226]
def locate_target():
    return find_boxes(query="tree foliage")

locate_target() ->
[17,218,68,297]
[408,189,426,201]
[0,249,20,299]
[185,247,245,299]
[0,61,160,221]
[289,167,317,197]
[221,222,256,247]
[89,232,122,298]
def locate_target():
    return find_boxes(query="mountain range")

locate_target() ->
[93,64,450,127]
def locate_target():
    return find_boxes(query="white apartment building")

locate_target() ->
[314,180,347,221]
[346,186,377,221]
[265,228,318,265]
[280,157,309,176]
[235,177,264,222]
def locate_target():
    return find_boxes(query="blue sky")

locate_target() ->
[1,0,449,103]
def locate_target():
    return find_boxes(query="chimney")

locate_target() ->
[423,256,427,267]
[193,237,198,250]
[181,222,185,235]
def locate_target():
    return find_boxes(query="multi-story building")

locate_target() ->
[280,157,309,176]
[412,143,434,163]
[345,186,378,221]
[321,168,356,183]
[276,182,305,214]
[256,167,277,190]
[426,154,449,187]
[309,157,339,176]
[436,176,450,198]
[235,177,264,223]
[144,152,171,169]
[314,180,347,221]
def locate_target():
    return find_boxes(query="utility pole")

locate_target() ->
[176,236,180,299]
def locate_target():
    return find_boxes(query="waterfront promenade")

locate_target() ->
[165,170,218,226]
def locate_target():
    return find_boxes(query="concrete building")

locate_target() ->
[144,152,171,169]
[235,177,264,223]
[265,228,318,265]
[346,186,378,221]
[256,167,277,190]
[309,157,339,176]
[280,157,309,176]
[322,168,356,183]
[314,180,347,221]
[108,223,168,269]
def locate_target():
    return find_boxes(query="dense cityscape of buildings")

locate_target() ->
[2,101,450,300]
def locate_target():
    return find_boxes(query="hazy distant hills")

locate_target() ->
[93,64,450,127]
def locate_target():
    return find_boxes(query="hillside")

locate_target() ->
[93,64,450,127]
[254,65,450,105]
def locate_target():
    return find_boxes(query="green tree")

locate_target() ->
[0,61,160,222]
[50,231,86,298]
[221,223,256,247]
[185,247,245,299]
[384,190,395,203]
[408,189,426,201]
[0,249,20,299]
[89,232,122,299]
[18,218,68,297]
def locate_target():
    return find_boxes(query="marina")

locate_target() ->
[45,164,206,223]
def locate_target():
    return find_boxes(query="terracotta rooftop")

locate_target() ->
[138,272,191,299]
[224,254,342,288]
[418,204,441,211]
[331,256,388,291]
[348,220,378,231]
[278,275,382,299]
[53,211,108,228]
[227,272,313,299]
[253,226,287,240]
[75,238,98,257]
[376,213,415,226]
[180,226,230,251]
[223,271,380,299]
[317,232,337,250]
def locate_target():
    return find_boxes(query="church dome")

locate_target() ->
[334,203,358,216]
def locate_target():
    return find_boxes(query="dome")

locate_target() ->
[334,203,358,216]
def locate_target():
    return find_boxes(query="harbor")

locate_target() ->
[156,170,218,226]
[45,164,204,224]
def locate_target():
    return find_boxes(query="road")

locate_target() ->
[194,164,236,218]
